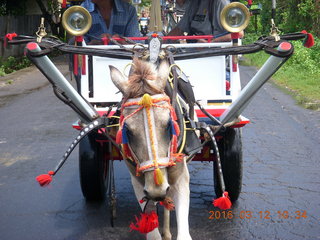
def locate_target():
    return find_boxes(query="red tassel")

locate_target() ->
[123,144,133,159]
[160,197,175,211]
[5,32,17,41]
[129,211,159,234]
[61,0,67,8]
[36,171,54,187]
[119,115,124,124]
[171,153,184,162]
[4,32,17,48]
[171,110,177,121]
[173,121,180,136]
[116,130,122,144]
[301,30,315,48]
[213,191,232,210]
[172,135,178,153]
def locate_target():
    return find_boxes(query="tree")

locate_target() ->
[251,0,319,37]
[0,0,27,16]
[34,0,63,38]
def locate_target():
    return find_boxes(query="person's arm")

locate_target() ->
[213,30,244,42]
[167,26,184,36]
[125,6,142,37]
[167,0,195,36]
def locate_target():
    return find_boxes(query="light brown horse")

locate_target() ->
[109,58,192,240]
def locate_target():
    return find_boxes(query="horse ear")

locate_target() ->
[156,60,170,91]
[109,65,128,94]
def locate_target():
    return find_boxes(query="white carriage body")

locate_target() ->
[80,42,243,119]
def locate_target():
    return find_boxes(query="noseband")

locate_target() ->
[116,93,182,185]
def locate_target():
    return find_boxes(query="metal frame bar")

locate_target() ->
[26,42,99,123]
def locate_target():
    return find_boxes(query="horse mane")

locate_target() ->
[127,59,163,98]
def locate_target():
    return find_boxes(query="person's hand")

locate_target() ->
[197,39,209,43]
[99,33,128,45]
[88,33,114,45]
[110,34,127,45]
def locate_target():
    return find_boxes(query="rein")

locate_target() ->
[116,93,182,185]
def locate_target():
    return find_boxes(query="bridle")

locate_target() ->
[116,93,182,185]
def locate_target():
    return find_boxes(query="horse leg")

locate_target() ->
[162,208,172,240]
[130,174,162,240]
[169,163,192,240]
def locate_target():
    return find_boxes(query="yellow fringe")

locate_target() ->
[139,94,153,108]
[154,168,164,185]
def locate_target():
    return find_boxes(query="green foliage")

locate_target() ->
[141,0,152,7]
[242,33,320,109]
[0,56,31,75]
[0,66,5,77]
[244,0,319,37]
[287,40,320,75]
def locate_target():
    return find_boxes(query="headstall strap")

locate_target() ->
[116,93,182,185]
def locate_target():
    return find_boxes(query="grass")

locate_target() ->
[0,56,32,75]
[241,34,320,110]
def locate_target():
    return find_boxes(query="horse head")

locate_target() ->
[109,58,180,201]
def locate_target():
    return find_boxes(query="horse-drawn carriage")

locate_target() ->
[6,0,314,239]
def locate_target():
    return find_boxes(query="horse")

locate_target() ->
[109,58,192,240]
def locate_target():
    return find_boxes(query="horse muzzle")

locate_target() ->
[143,186,170,202]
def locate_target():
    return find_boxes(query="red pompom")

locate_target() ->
[5,32,17,41]
[116,130,122,144]
[301,30,315,48]
[130,211,159,234]
[160,197,175,211]
[36,171,54,187]
[213,192,232,210]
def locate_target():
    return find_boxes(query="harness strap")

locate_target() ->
[139,157,174,172]
[167,52,178,110]
[194,121,226,193]
[51,117,109,175]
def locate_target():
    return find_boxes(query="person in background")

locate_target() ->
[175,0,190,16]
[139,9,150,36]
[173,0,191,23]
[81,0,141,44]
[168,0,243,42]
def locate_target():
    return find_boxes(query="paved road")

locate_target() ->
[0,62,319,240]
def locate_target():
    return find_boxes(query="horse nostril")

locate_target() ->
[143,190,149,197]
[166,186,170,193]
[154,196,165,201]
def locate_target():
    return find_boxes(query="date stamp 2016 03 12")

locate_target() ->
[208,210,307,220]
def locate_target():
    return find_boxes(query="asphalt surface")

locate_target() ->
[0,57,319,240]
